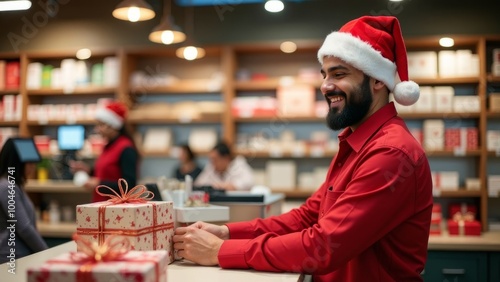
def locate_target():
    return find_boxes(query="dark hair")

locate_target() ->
[180,144,196,161]
[119,124,141,160]
[0,138,28,186]
[212,142,232,158]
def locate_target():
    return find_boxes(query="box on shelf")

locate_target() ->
[407,51,438,78]
[76,181,175,263]
[488,175,500,197]
[486,130,500,152]
[444,128,478,150]
[453,96,480,113]
[423,119,445,150]
[465,178,481,191]
[489,94,500,112]
[430,203,442,235]
[414,86,434,112]
[27,243,168,282]
[433,86,454,112]
[449,203,477,218]
[277,83,315,117]
[447,219,481,236]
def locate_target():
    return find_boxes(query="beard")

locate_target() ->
[325,75,373,131]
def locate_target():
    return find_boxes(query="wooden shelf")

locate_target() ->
[487,75,500,83]
[425,150,482,157]
[434,189,482,197]
[0,88,20,94]
[488,151,500,157]
[27,119,96,126]
[400,112,481,119]
[37,221,76,237]
[141,150,209,158]
[26,86,116,96]
[130,80,222,94]
[128,116,221,124]
[0,120,20,126]
[487,112,500,118]
[25,180,85,193]
[234,116,324,123]
[234,78,321,91]
[413,77,479,85]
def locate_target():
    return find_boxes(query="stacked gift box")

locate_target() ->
[27,180,175,281]
[444,128,478,150]
[447,203,481,236]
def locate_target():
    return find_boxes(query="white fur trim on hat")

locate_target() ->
[318,32,397,91]
[95,108,123,129]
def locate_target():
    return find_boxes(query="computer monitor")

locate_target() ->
[57,125,85,151]
[12,138,42,163]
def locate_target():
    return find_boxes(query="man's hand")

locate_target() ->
[189,221,230,240]
[173,226,224,266]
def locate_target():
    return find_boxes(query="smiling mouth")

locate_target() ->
[328,95,345,108]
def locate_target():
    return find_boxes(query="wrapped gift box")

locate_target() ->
[449,203,477,218]
[429,204,442,235]
[27,250,168,282]
[447,219,481,236]
[76,200,174,263]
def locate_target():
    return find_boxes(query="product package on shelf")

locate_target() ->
[447,203,481,236]
[76,179,175,263]
[27,234,168,282]
[430,203,442,235]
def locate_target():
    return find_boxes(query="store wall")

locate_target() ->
[0,0,499,53]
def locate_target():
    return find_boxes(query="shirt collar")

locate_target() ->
[338,102,398,153]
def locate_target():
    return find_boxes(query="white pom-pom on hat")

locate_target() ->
[393,80,420,106]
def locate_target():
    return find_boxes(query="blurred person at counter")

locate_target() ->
[174,15,433,282]
[0,138,48,262]
[70,101,140,202]
[194,141,254,191]
[173,144,202,181]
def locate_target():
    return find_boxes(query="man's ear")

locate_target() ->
[372,79,386,91]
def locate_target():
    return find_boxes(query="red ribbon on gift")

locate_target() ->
[45,234,162,282]
[78,178,167,248]
[96,178,154,204]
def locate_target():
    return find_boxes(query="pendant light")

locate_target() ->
[112,0,155,22]
[176,5,205,60]
[149,0,186,45]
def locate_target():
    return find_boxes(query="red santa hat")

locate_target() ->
[95,101,127,129]
[317,16,419,106]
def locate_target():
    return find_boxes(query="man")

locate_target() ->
[194,142,254,191]
[174,16,433,282]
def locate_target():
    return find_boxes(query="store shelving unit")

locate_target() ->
[3,35,499,233]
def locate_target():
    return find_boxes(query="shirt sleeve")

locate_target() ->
[193,164,215,187]
[230,162,254,191]
[0,184,48,253]
[99,147,138,191]
[218,147,429,274]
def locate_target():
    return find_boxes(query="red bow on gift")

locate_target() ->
[96,178,154,204]
[71,233,130,263]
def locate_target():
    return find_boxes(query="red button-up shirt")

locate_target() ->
[218,102,433,282]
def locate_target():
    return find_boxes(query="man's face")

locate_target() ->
[320,56,373,131]
[209,150,229,173]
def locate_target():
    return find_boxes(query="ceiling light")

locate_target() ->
[112,0,155,22]
[76,48,92,60]
[176,6,205,60]
[0,0,32,11]
[280,41,297,53]
[176,46,206,61]
[265,0,284,13]
[439,37,455,47]
[149,0,186,45]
